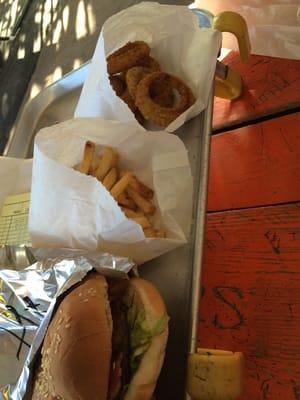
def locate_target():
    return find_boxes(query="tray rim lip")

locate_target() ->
[3,61,91,157]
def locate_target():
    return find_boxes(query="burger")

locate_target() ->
[31,272,169,399]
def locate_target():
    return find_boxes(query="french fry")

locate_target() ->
[78,141,96,174]
[131,216,151,229]
[73,163,81,171]
[95,147,118,181]
[120,171,154,200]
[133,178,154,200]
[126,187,155,215]
[90,156,102,176]
[72,142,167,238]
[117,194,137,210]
[143,227,156,238]
[155,229,167,238]
[122,208,144,218]
[111,172,132,198]
[103,168,118,190]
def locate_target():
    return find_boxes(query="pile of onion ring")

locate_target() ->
[107,41,195,128]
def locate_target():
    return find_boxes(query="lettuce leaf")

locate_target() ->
[128,307,169,374]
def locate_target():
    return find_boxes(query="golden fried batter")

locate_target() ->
[135,71,195,127]
[107,41,150,74]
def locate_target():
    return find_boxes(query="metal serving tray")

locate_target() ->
[5,62,213,400]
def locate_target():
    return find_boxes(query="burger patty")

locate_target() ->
[108,279,131,399]
[111,300,131,384]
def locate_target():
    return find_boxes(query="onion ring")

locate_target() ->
[143,56,160,71]
[135,72,195,127]
[126,67,153,99]
[149,76,174,108]
[120,89,136,112]
[107,41,150,74]
[126,56,161,99]
[134,109,145,125]
[109,75,126,97]
[109,75,136,112]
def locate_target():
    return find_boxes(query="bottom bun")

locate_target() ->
[123,278,169,400]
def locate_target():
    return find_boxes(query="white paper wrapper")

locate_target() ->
[29,118,193,264]
[75,2,221,132]
[192,0,300,60]
[0,157,32,210]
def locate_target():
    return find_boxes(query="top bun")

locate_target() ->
[32,273,112,400]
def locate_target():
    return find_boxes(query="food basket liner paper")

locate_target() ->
[75,1,221,132]
[0,245,135,399]
[29,118,193,264]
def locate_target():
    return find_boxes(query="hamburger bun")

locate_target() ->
[32,273,168,400]
[124,278,169,400]
[32,273,112,400]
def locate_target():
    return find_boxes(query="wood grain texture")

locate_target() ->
[208,112,300,212]
[198,203,300,400]
[213,52,300,130]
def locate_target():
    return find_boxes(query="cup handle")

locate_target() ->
[213,11,251,100]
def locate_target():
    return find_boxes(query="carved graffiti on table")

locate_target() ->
[200,286,245,330]
[212,286,244,330]
[261,379,271,400]
[256,73,290,106]
[264,230,281,254]
[292,381,300,400]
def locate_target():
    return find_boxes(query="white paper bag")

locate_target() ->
[192,0,300,60]
[29,118,193,264]
[75,2,221,132]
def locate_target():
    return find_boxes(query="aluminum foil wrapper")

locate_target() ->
[0,245,135,400]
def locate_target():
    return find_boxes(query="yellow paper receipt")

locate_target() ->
[0,192,31,245]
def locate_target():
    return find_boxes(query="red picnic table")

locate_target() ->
[198,52,300,400]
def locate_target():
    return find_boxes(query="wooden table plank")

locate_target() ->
[208,112,300,212]
[198,203,300,400]
[213,52,300,131]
